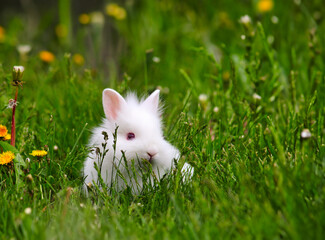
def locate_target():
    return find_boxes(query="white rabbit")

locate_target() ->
[83,88,193,194]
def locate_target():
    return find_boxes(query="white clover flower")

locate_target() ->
[213,106,219,113]
[53,145,58,151]
[253,93,262,100]
[301,129,311,139]
[239,15,251,25]
[24,207,32,215]
[17,45,32,55]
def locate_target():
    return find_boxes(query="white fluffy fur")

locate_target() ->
[83,88,192,194]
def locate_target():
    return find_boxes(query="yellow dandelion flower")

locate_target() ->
[79,14,90,25]
[0,151,15,165]
[73,53,85,66]
[257,0,274,13]
[4,134,11,141]
[30,150,48,157]
[0,124,8,137]
[0,26,5,42]
[39,51,55,63]
[106,3,127,20]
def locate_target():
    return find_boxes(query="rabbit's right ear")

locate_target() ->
[102,89,126,120]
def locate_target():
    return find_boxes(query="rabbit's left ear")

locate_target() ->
[102,88,126,121]
[142,89,160,112]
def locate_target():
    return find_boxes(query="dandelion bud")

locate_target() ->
[12,66,24,82]
[26,174,33,181]
[86,182,93,189]
[199,94,208,111]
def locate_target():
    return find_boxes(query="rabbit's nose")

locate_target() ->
[147,152,157,159]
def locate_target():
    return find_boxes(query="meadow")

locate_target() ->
[0,0,324,239]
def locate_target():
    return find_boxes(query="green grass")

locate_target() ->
[0,0,324,239]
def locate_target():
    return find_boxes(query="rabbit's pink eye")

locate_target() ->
[127,132,135,140]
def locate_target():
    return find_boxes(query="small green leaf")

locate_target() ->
[0,141,18,153]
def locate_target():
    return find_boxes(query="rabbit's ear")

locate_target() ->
[142,89,160,112]
[102,89,126,120]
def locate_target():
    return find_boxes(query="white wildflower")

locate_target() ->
[13,66,24,73]
[152,56,160,63]
[7,99,17,109]
[271,16,279,24]
[267,35,274,44]
[198,94,208,103]
[253,93,262,100]
[24,207,32,215]
[17,45,32,55]
[90,12,105,25]
[239,15,251,25]
[301,129,311,139]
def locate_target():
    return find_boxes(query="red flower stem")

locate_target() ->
[10,86,19,147]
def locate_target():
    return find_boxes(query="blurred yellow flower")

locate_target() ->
[222,71,230,81]
[79,14,90,25]
[4,134,11,141]
[0,26,5,42]
[0,124,8,137]
[0,151,15,165]
[55,24,67,38]
[218,12,233,28]
[257,0,274,13]
[73,53,85,66]
[30,150,47,157]
[106,3,127,20]
[39,51,55,63]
